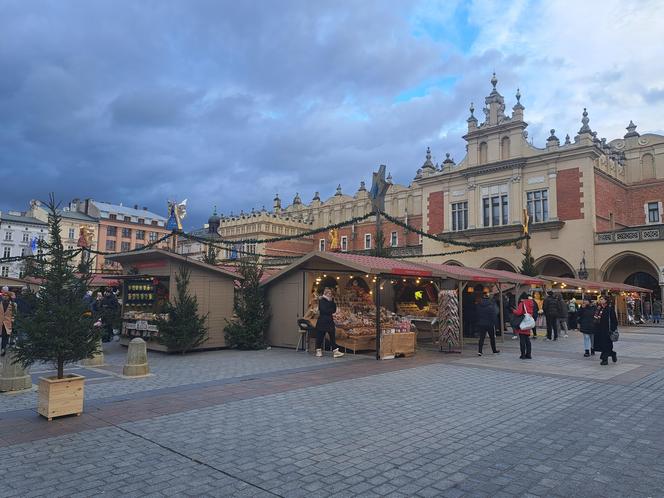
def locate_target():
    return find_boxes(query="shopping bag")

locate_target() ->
[520,312,535,329]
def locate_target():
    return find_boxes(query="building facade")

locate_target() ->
[0,210,47,278]
[72,199,170,272]
[188,75,664,297]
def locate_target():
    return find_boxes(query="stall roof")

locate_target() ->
[478,268,545,286]
[415,262,503,283]
[105,249,241,280]
[538,275,652,293]
[261,251,447,287]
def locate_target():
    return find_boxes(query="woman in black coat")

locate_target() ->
[593,295,618,365]
[315,287,344,358]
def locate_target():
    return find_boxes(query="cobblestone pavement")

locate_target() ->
[1,326,664,497]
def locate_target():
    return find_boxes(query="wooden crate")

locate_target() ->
[38,374,85,421]
[336,334,376,353]
[380,332,416,359]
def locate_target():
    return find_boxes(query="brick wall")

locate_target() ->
[334,216,423,252]
[594,172,664,229]
[427,191,444,234]
[556,168,584,221]
[265,238,314,256]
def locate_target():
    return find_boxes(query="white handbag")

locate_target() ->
[520,312,535,329]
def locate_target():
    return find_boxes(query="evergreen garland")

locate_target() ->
[224,256,270,349]
[12,196,101,379]
[155,265,209,354]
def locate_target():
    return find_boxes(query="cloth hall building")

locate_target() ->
[187,75,664,298]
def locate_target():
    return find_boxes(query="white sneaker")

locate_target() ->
[564,334,569,338]
[315,348,323,357]
[512,335,518,340]
[332,348,344,358]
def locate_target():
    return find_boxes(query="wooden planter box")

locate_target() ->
[380,332,416,359]
[38,374,85,421]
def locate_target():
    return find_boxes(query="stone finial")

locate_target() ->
[261,205,267,212]
[578,108,592,134]
[273,193,281,211]
[251,207,256,214]
[293,192,301,205]
[592,131,600,145]
[312,191,320,201]
[467,102,478,124]
[491,72,498,90]
[123,338,149,377]
[546,129,560,147]
[513,88,525,111]
[358,181,366,192]
[442,153,455,170]
[335,184,342,196]
[624,120,639,138]
[414,168,423,180]
[386,172,393,184]
[422,146,435,171]
[564,134,571,145]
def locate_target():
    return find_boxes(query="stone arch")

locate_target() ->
[601,251,659,288]
[481,257,518,272]
[501,136,511,160]
[642,153,655,180]
[534,254,576,278]
[479,142,488,165]
[442,259,464,266]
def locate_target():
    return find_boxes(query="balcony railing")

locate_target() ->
[595,225,663,244]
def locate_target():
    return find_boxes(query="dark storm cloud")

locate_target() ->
[0,0,497,227]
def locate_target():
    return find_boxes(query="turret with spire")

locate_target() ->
[467,102,478,132]
[273,193,281,214]
[484,72,506,126]
[207,206,220,234]
[512,88,525,121]
[624,120,639,139]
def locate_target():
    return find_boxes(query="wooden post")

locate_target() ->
[375,275,381,360]
[458,280,464,352]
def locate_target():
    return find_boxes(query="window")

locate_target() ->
[121,241,130,251]
[136,230,145,240]
[319,239,325,251]
[482,186,509,227]
[68,228,76,239]
[501,136,511,160]
[107,226,117,236]
[451,202,468,231]
[526,190,549,223]
[105,240,116,251]
[341,236,348,252]
[245,243,256,254]
[647,202,661,223]
[136,243,144,249]
[124,216,131,222]
[21,248,26,256]
[390,231,398,247]
[151,220,158,226]
[364,233,372,250]
[138,218,145,225]
[149,232,158,242]
[2,247,9,258]
[22,232,29,242]
[4,231,12,241]
[1,266,8,277]
[122,227,132,238]
[479,142,488,164]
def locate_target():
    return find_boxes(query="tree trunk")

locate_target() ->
[57,357,64,379]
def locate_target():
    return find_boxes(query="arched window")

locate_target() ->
[479,142,488,165]
[501,136,510,160]
[642,153,655,179]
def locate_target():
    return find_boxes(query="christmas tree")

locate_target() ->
[202,243,218,265]
[155,265,208,353]
[13,196,100,379]
[224,256,270,349]
[519,244,538,276]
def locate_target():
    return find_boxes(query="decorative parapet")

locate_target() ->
[595,225,663,244]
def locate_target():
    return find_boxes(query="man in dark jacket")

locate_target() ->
[577,299,596,356]
[476,293,500,356]
[543,291,560,341]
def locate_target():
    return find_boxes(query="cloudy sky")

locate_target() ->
[1,0,663,228]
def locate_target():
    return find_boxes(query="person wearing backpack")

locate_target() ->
[512,291,534,359]
[577,298,596,357]
[567,298,578,330]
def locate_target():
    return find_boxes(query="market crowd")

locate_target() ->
[470,288,663,365]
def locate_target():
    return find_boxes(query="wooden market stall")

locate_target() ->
[538,275,653,325]
[262,252,456,359]
[105,249,240,352]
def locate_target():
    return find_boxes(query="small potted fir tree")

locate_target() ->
[13,197,101,420]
